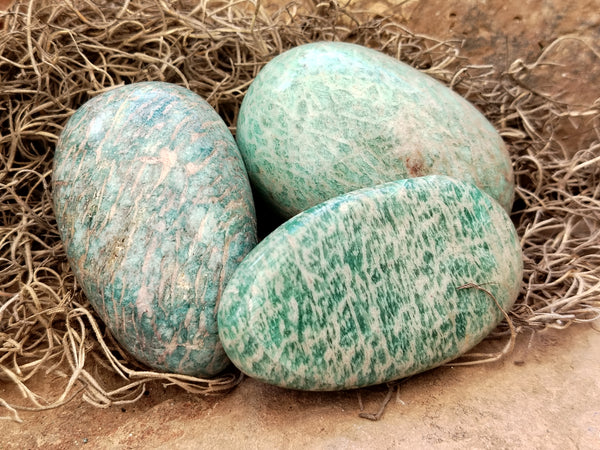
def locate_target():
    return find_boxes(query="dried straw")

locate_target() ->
[1,0,599,422]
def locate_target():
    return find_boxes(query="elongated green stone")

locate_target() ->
[237,42,514,218]
[53,82,257,376]
[218,176,522,390]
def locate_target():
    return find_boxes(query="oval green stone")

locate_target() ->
[53,82,257,376]
[218,176,522,390]
[236,42,514,218]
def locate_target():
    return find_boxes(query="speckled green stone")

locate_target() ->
[218,176,522,391]
[237,42,514,218]
[52,82,257,376]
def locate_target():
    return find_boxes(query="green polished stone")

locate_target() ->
[218,176,523,391]
[53,82,257,376]
[236,42,515,218]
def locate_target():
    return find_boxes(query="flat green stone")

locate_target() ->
[236,42,514,218]
[53,82,257,376]
[218,176,523,390]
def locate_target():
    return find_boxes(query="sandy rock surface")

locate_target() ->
[3,323,599,449]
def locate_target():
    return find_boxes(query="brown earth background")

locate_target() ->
[2,0,600,449]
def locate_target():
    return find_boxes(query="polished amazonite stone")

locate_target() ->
[218,176,523,390]
[53,82,257,376]
[237,42,514,218]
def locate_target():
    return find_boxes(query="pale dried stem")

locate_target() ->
[1,0,599,421]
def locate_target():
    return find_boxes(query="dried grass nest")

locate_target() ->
[1,0,599,422]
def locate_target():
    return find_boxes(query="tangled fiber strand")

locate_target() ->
[500,40,600,331]
[1,0,599,422]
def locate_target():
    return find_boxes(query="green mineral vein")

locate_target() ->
[218,176,523,391]
[236,42,515,218]
[53,82,257,376]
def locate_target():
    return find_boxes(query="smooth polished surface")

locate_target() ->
[237,42,514,218]
[53,82,257,376]
[218,176,523,390]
